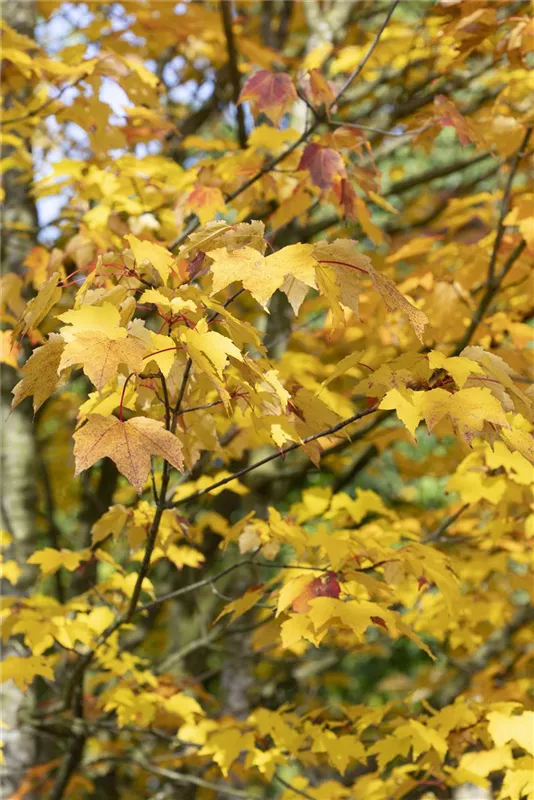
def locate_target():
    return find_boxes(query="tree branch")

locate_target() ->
[86,756,260,799]
[431,603,534,709]
[221,1,247,149]
[333,0,400,104]
[167,405,379,508]
[275,773,317,800]
[452,238,526,356]
[169,0,400,251]
[487,126,532,283]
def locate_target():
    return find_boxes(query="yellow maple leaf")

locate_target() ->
[1,655,57,690]
[428,350,484,389]
[379,387,422,438]
[27,547,92,576]
[164,692,204,723]
[487,710,534,756]
[59,331,147,392]
[11,333,65,413]
[209,243,317,310]
[499,768,534,800]
[186,184,226,226]
[58,302,126,339]
[421,387,509,445]
[199,728,256,776]
[125,234,175,284]
[181,319,242,402]
[13,272,62,339]
[0,330,21,368]
[215,586,265,624]
[91,504,130,547]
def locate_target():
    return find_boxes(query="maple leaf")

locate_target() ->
[124,234,175,284]
[27,548,92,576]
[13,272,62,339]
[306,68,335,112]
[313,239,369,318]
[298,143,346,189]
[434,94,477,147]
[199,728,256,777]
[421,386,509,445]
[1,330,21,368]
[208,243,317,309]
[1,655,57,691]
[292,571,341,613]
[11,333,66,413]
[238,69,298,125]
[181,318,242,402]
[59,331,147,392]
[354,195,384,245]
[366,261,428,342]
[73,414,184,493]
[487,710,534,756]
[379,387,423,438]
[91,504,130,547]
[58,303,148,391]
[428,350,484,389]
[186,184,226,226]
[215,586,265,624]
[334,177,358,220]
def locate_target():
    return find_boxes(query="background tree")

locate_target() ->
[1,2,532,800]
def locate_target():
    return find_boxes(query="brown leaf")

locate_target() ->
[74,415,184,493]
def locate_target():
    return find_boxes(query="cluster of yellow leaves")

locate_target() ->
[1,4,533,800]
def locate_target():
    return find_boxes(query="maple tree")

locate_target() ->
[1,1,533,799]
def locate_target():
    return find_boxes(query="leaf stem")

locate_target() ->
[118,372,136,423]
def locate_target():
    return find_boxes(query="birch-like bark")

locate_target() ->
[1,2,39,796]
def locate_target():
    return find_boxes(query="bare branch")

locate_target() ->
[87,756,260,799]
[487,126,532,283]
[167,405,379,508]
[332,0,400,104]
[169,0,400,251]
[275,773,318,800]
[452,238,526,356]
[221,1,248,149]
[423,504,469,544]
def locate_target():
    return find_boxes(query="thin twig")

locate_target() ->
[86,756,260,799]
[167,405,379,508]
[332,0,400,104]
[452,238,526,356]
[168,1,399,251]
[275,773,318,800]
[487,126,532,283]
[423,504,469,544]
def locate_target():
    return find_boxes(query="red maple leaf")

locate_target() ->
[239,70,297,125]
[298,143,346,189]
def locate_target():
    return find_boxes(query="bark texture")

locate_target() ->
[1,2,39,797]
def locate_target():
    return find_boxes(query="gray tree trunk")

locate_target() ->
[1,2,39,796]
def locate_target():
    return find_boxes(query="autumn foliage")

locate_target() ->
[1,2,533,799]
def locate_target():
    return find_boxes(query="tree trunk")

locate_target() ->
[1,2,39,796]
